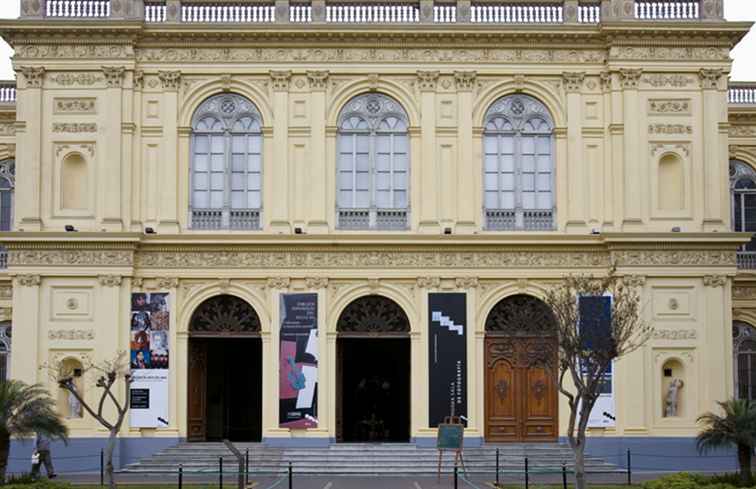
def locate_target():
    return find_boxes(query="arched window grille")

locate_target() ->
[190,94,263,230]
[731,160,756,268]
[734,321,756,401]
[0,159,14,232]
[483,95,555,231]
[336,93,410,230]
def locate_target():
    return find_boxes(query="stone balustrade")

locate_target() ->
[20,0,726,22]
[730,83,756,106]
[0,82,16,104]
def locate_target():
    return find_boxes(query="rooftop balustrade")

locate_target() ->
[20,0,725,23]
[730,83,756,106]
[0,82,16,105]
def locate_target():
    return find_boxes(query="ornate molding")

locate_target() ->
[10,249,134,267]
[158,71,181,91]
[266,277,290,289]
[306,71,329,90]
[455,277,479,289]
[562,72,585,93]
[453,71,476,91]
[648,99,691,115]
[699,68,723,90]
[54,143,95,159]
[734,286,756,300]
[619,68,642,89]
[622,275,646,287]
[648,124,692,135]
[416,276,441,289]
[156,277,179,289]
[16,44,134,60]
[54,98,96,114]
[48,329,95,341]
[416,70,440,91]
[599,71,612,91]
[98,275,122,287]
[0,285,12,300]
[730,126,756,138]
[52,123,98,133]
[16,275,40,287]
[610,46,728,61]
[611,250,734,267]
[653,329,697,341]
[703,275,727,288]
[642,74,693,88]
[305,277,329,289]
[19,66,45,88]
[48,72,102,87]
[101,66,126,88]
[270,70,292,91]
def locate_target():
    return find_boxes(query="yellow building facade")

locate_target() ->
[0,0,755,470]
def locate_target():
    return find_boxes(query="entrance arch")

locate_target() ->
[734,321,756,401]
[336,295,411,442]
[484,294,558,442]
[187,294,263,442]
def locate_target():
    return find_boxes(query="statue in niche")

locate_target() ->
[67,388,82,419]
[664,378,684,417]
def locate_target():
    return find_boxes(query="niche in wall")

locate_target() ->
[661,358,685,418]
[60,152,88,211]
[658,153,684,211]
[56,357,84,419]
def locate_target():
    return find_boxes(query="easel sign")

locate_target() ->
[437,416,466,481]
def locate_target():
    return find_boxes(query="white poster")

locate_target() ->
[129,292,171,428]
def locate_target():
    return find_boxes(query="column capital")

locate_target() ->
[562,72,585,93]
[454,71,477,92]
[619,68,642,89]
[307,71,329,91]
[699,68,724,90]
[270,70,292,91]
[416,71,440,92]
[102,66,126,88]
[159,71,182,91]
[19,66,45,89]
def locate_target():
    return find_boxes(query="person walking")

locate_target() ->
[31,433,56,479]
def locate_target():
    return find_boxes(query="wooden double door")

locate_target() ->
[485,335,558,442]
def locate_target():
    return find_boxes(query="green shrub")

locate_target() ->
[1,479,71,489]
[643,472,756,489]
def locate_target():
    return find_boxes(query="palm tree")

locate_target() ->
[697,399,756,485]
[0,380,68,481]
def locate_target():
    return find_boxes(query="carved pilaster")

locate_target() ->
[619,68,642,89]
[562,72,585,93]
[102,66,126,88]
[134,71,145,90]
[699,69,723,90]
[600,71,612,91]
[19,67,45,89]
[454,71,477,91]
[416,71,439,92]
[158,71,181,91]
[307,71,329,91]
[270,71,292,91]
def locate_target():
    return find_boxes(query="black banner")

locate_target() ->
[279,293,319,429]
[428,293,467,427]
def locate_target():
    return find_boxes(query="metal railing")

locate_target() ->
[485,209,555,231]
[337,208,409,230]
[0,247,6,270]
[730,84,756,105]
[738,252,756,270]
[635,0,699,20]
[471,3,563,23]
[190,209,261,230]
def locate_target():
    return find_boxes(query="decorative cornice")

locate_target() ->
[270,70,292,91]
[101,66,126,88]
[19,66,44,88]
[158,70,181,91]
[416,70,440,91]
[453,71,476,91]
[98,275,122,287]
[562,72,585,93]
[306,71,329,91]
[619,68,642,89]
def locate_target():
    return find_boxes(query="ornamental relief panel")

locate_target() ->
[54,98,97,115]
[15,44,135,60]
[48,72,103,87]
[609,46,729,61]
[52,123,98,134]
[642,74,694,88]
[9,249,134,267]
[648,99,691,116]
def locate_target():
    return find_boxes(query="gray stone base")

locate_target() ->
[262,437,332,448]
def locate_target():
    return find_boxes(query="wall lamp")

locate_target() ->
[145,227,156,234]
[64,225,77,232]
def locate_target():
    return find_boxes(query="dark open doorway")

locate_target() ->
[338,337,410,442]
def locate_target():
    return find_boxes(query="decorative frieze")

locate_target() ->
[730,126,756,138]
[653,329,697,341]
[416,71,440,91]
[16,275,41,287]
[648,99,691,115]
[623,275,646,287]
[619,68,642,89]
[48,329,95,341]
[611,250,735,267]
[158,71,181,91]
[48,73,102,86]
[305,277,329,289]
[0,286,12,300]
[733,286,756,300]
[609,46,729,61]
[648,124,692,135]
[455,277,479,289]
[156,277,179,289]
[52,123,98,133]
[417,276,441,289]
[98,275,122,287]
[306,71,329,90]
[266,277,290,289]
[453,71,476,91]
[562,72,585,93]
[703,275,728,288]
[0,123,16,136]
[642,74,693,88]
[15,44,135,60]
[270,71,292,91]
[54,98,96,114]
[101,66,126,88]
[19,66,45,88]
[9,249,133,267]
[699,68,724,90]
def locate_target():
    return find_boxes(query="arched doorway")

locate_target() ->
[734,321,756,400]
[484,294,558,442]
[187,295,262,442]
[336,295,411,442]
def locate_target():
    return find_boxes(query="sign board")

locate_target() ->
[279,293,319,429]
[428,293,468,427]
[578,295,616,428]
[437,423,464,450]
[130,388,150,409]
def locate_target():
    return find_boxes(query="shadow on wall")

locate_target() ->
[7,437,180,475]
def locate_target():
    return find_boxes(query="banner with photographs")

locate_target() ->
[279,293,318,429]
[428,293,468,427]
[129,292,170,428]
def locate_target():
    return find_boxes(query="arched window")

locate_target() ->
[0,159,13,231]
[734,321,756,401]
[483,95,555,231]
[731,160,756,267]
[0,323,11,381]
[337,93,410,230]
[190,94,263,230]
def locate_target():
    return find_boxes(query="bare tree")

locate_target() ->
[45,355,132,489]
[543,271,652,489]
